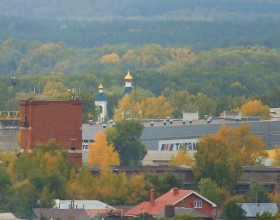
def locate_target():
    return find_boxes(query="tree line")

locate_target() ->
[0,39,279,122]
[1,17,280,50]
[1,120,280,219]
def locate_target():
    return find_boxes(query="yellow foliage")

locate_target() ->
[87,131,120,167]
[271,146,280,166]
[38,43,64,53]
[270,191,280,209]
[170,149,194,166]
[113,93,140,121]
[167,48,197,63]
[67,167,97,199]
[39,80,68,100]
[240,100,271,119]
[214,124,267,165]
[139,95,173,119]
[100,53,120,63]
[127,174,148,203]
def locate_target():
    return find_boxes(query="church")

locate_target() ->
[95,70,133,123]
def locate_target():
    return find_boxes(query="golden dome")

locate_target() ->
[98,83,104,89]
[124,70,133,82]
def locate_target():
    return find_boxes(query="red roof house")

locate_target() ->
[124,188,217,219]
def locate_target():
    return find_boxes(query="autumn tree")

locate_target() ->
[39,80,69,100]
[113,93,140,121]
[194,133,242,189]
[271,146,280,166]
[127,173,149,203]
[194,124,267,189]
[87,131,120,167]
[240,100,270,120]
[170,149,194,166]
[100,53,120,63]
[139,95,173,119]
[66,167,97,200]
[106,120,145,165]
[10,141,70,218]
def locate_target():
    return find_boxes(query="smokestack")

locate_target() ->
[172,187,179,195]
[150,189,155,206]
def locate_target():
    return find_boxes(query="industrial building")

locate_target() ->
[20,99,83,166]
[82,118,280,164]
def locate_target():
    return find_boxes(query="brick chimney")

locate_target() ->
[172,187,179,195]
[150,189,155,206]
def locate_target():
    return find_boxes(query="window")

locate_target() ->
[181,200,185,207]
[194,200,202,208]
[70,139,77,150]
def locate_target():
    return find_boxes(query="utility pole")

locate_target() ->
[11,76,17,126]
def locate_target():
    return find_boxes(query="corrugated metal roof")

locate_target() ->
[54,200,115,210]
[237,203,278,217]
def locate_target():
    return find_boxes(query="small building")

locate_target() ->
[237,203,278,219]
[124,188,217,219]
[183,110,199,122]
[142,150,178,166]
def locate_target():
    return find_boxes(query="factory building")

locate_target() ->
[20,99,83,167]
[82,118,280,164]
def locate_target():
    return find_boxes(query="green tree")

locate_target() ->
[80,90,99,123]
[194,124,267,189]
[0,165,14,211]
[223,201,246,220]
[198,178,223,206]
[248,182,270,203]
[106,120,145,165]
[256,211,275,220]
[145,173,182,195]
[133,213,155,220]
[13,182,37,218]
[194,132,242,189]
[160,214,202,220]
[10,141,70,219]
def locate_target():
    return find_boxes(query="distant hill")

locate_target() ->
[0,0,280,21]
[0,0,280,50]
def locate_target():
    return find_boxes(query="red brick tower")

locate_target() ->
[20,100,82,167]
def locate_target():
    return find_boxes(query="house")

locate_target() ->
[124,188,217,219]
[237,203,278,219]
